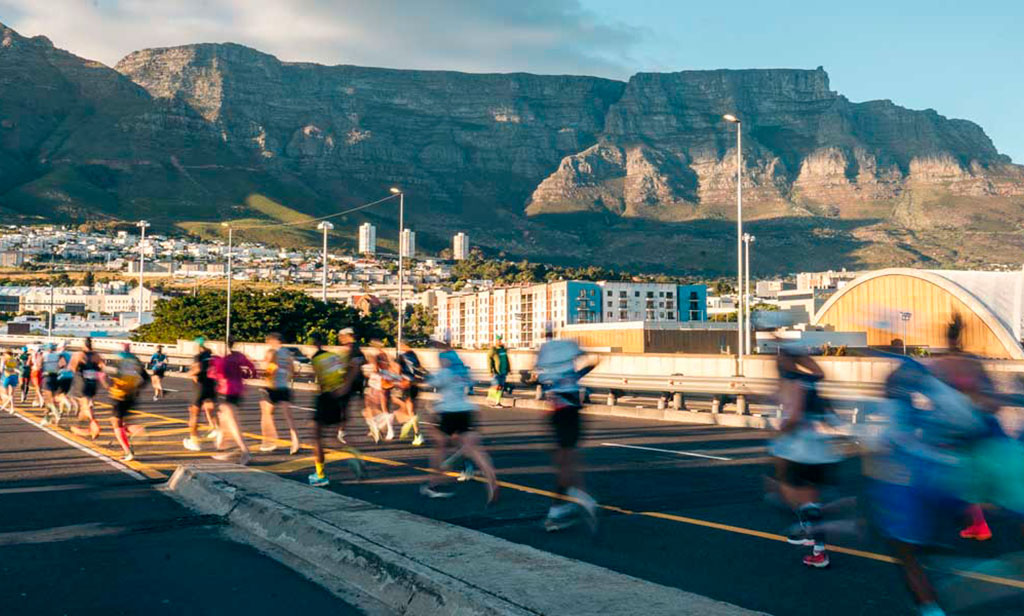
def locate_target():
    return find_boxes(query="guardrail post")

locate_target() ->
[736,395,747,415]
[711,397,721,414]
[579,387,590,404]
[606,391,617,406]
[657,396,666,410]
[535,384,543,400]
[776,405,783,420]
[852,408,860,425]
[672,392,684,411]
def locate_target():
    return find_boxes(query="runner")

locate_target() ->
[55,341,75,417]
[307,329,365,487]
[106,343,149,462]
[210,338,255,465]
[361,348,392,443]
[259,332,300,454]
[487,334,511,408]
[39,343,66,425]
[148,344,168,401]
[533,325,599,532]
[29,345,44,409]
[183,337,218,452]
[772,347,844,569]
[17,346,31,403]
[69,337,104,439]
[1,348,19,413]
[421,337,499,502]
[394,341,425,446]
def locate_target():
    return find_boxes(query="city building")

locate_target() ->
[436,281,708,349]
[775,288,836,324]
[813,268,1024,359]
[0,285,162,315]
[400,228,415,259]
[796,269,861,291]
[0,250,24,268]
[358,223,377,255]
[561,321,737,354]
[453,232,469,260]
[754,279,793,299]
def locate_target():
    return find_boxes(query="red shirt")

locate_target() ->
[212,351,256,396]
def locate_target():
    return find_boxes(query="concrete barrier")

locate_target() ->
[166,464,767,616]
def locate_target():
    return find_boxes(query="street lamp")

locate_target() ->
[723,113,744,374]
[221,222,232,345]
[317,221,334,302]
[389,187,406,349]
[743,232,755,355]
[136,220,150,329]
[900,311,912,355]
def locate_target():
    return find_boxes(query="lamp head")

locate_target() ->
[723,114,740,124]
[389,187,401,194]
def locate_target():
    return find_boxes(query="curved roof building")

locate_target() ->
[812,268,1024,359]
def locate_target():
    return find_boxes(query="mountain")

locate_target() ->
[2,21,1023,274]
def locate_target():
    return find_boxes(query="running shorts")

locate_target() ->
[224,394,242,406]
[2,374,18,388]
[152,368,167,378]
[31,371,41,387]
[57,377,73,395]
[438,411,474,436]
[549,404,582,448]
[43,374,60,393]
[397,384,419,402]
[779,460,837,488]
[81,380,98,399]
[194,380,217,406]
[314,392,349,426]
[113,396,136,419]
[263,387,292,404]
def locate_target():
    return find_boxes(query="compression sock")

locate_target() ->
[115,426,131,453]
[315,460,325,478]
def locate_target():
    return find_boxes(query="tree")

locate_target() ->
[713,280,734,296]
[83,270,95,288]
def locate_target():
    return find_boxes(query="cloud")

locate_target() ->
[0,0,644,78]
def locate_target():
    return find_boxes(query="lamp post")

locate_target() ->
[389,187,405,349]
[221,222,233,345]
[136,220,150,329]
[317,221,334,302]
[900,311,912,355]
[47,245,56,340]
[743,232,755,355]
[723,114,744,374]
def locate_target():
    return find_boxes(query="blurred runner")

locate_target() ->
[361,348,392,442]
[18,346,31,403]
[148,345,168,401]
[69,338,104,439]
[421,337,499,502]
[55,341,75,417]
[210,338,255,465]
[533,325,599,532]
[1,348,19,413]
[487,334,510,408]
[771,348,844,568]
[395,341,425,446]
[106,343,149,462]
[40,343,66,425]
[29,345,43,408]
[307,329,365,487]
[259,332,301,454]
[183,337,218,452]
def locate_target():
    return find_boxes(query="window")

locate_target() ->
[607,301,612,307]
[634,291,640,297]
[647,292,654,298]
[667,291,674,299]
[607,312,613,318]
[607,290,612,296]
[620,291,627,298]
[659,291,664,297]
[659,302,664,308]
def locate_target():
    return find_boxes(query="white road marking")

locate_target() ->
[8,412,147,481]
[600,442,733,461]
[0,483,93,495]
[294,406,315,411]
[0,522,126,546]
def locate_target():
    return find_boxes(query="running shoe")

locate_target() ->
[259,443,278,453]
[785,523,816,546]
[368,424,381,443]
[153,394,159,401]
[308,473,330,487]
[960,523,993,541]
[400,419,415,441]
[802,552,830,568]
[543,515,578,532]
[289,439,301,455]
[205,428,220,440]
[347,457,365,480]
[384,422,395,441]
[211,451,235,461]
[569,488,599,534]
[457,462,476,482]
[420,484,455,499]
[183,437,202,452]
[122,451,135,463]
[411,434,424,447]
[336,429,347,444]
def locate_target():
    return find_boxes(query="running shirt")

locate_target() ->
[427,350,474,414]
[42,350,63,376]
[362,362,382,392]
[311,348,347,394]
[2,355,19,377]
[534,339,584,394]
[31,351,43,373]
[399,350,423,383]
[212,352,256,397]
[18,351,31,377]
[148,352,168,373]
[194,349,214,384]
[109,353,146,401]
[57,351,73,380]
[267,347,294,389]
[79,351,102,383]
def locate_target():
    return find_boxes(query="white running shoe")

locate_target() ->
[336,429,347,444]
[411,434,424,447]
[205,428,220,440]
[183,437,202,452]
[122,452,135,462]
[420,484,455,499]
[258,443,278,453]
[211,451,234,461]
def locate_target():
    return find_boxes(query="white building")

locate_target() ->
[358,223,377,255]
[0,285,162,314]
[453,232,469,261]
[400,229,415,259]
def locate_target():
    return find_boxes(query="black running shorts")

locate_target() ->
[194,380,217,406]
[314,392,349,426]
[224,394,242,406]
[57,377,72,395]
[113,396,135,419]
[780,460,837,488]
[81,380,98,399]
[438,411,474,436]
[550,404,583,449]
[43,374,60,393]
[264,387,292,404]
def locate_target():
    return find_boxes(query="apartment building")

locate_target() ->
[358,223,377,255]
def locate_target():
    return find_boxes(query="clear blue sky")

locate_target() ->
[3,0,1020,162]
[580,0,1023,162]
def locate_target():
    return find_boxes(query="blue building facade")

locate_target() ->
[676,284,708,322]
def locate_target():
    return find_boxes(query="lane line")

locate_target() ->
[7,411,150,481]
[0,483,94,495]
[600,442,733,461]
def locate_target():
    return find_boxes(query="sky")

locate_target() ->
[1,0,1021,162]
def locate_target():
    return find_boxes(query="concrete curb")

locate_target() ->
[166,464,768,616]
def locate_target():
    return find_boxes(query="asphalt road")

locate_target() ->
[0,404,366,616]
[6,374,1024,615]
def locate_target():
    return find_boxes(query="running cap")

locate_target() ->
[495,334,503,341]
[339,327,355,336]
[194,336,206,345]
[46,343,56,351]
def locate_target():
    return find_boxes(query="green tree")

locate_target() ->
[83,270,95,288]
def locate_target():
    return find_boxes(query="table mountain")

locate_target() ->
[2,21,1022,274]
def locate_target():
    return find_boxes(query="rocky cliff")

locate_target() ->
[2,21,1023,274]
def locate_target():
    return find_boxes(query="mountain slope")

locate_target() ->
[2,22,1023,274]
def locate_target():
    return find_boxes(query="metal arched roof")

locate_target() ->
[811,268,1024,360]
